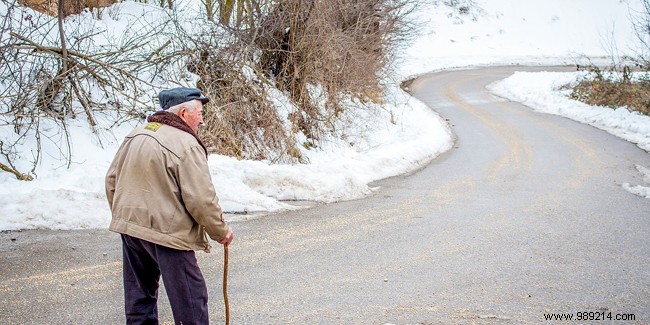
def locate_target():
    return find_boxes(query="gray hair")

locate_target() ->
[165,100,198,114]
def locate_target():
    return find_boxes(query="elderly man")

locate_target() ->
[106,87,233,325]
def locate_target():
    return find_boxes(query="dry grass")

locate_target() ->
[17,0,117,17]
[187,0,418,162]
[568,67,650,116]
[254,0,416,141]
[189,49,302,163]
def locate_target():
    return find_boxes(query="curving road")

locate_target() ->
[1,66,649,324]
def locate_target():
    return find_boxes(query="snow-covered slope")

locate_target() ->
[0,0,646,230]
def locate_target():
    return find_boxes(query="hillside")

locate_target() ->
[0,0,646,230]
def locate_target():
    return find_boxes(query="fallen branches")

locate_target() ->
[0,162,33,181]
[0,3,169,179]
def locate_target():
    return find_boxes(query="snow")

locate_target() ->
[487,71,650,152]
[622,164,650,198]
[1,0,649,231]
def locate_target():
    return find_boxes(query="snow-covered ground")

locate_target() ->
[1,0,648,230]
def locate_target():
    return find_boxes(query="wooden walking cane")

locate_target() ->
[223,245,230,325]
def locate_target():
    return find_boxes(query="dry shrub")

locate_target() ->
[574,1,650,116]
[18,0,117,17]
[569,66,650,116]
[255,0,416,140]
[183,0,418,163]
[188,48,302,163]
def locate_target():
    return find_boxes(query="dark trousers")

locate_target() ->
[120,234,209,325]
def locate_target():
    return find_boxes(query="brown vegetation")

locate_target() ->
[1,0,418,179]
[189,49,302,163]
[18,0,116,17]
[568,66,650,116]
[254,0,411,140]
[185,0,417,162]
[565,0,650,117]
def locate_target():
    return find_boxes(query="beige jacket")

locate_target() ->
[105,122,228,252]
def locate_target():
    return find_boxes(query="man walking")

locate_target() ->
[106,87,234,325]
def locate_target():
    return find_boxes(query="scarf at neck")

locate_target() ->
[147,111,208,159]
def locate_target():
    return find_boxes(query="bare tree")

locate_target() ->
[631,0,650,69]
[0,0,175,179]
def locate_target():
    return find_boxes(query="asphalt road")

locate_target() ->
[1,66,649,324]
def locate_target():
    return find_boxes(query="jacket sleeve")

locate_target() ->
[105,137,131,210]
[105,154,118,210]
[178,146,229,242]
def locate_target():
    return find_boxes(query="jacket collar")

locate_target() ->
[147,111,208,158]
